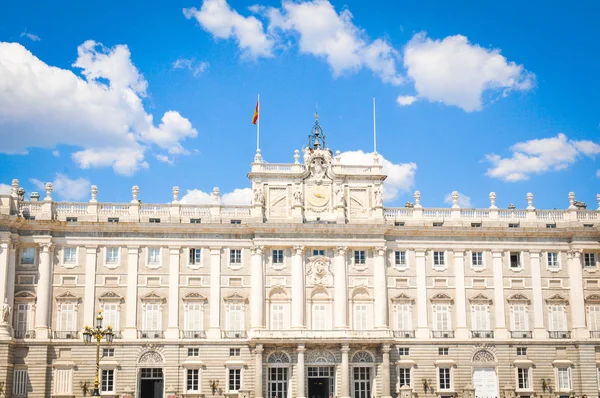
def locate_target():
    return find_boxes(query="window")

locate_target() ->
[63,247,77,264]
[313,249,325,256]
[395,304,412,331]
[227,303,244,331]
[394,222,405,227]
[187,369,200,392]
[397,347,409,356]
[272,249,284,264]
[584,253,597,268]
[471,304,490,331]
[229,348,241,357]
[149,218,160,223]
[438,348,449,356]
[188,348,200,357]
[589,305,600,331]
[433,222,444,227]
[270,303,285,330]
[54,368,73,394]
[58,303,76,332]
[511,305,529,332]
[508,223,520,228]
[312,304,327,330]
[395,251,406,267]
[510,252,521,268]
[148,247,161,265]
[185,303,203,332]
[546,223,556,229]
[471,222,482,228]
[516,347,527,356]
[517,368,530,389]
[103,303,120,332]
[189,248,202,265]
[66,217,78,222]
[268,367,289,398]
[438,368,451,390]
[13,369,28,396]
[101,369,114,393]
[106,247,119,264]
[353,304,368,330]
[547,252,559,268]
[398,367,411,387]
[433,251,445,267]
[20,247,35,265]
[14,303,33,336]
[190,218,201,224]
[549,305,567,331]
[107,217,119,223]
[557,368,571,390]
[434,304,451,331]
[230,249,242,264]
[102,348,115,357]
[228,368,241,392]
[143,303,162,331]
[354,250,366,264]
[470,251,483,267]
[231,219,241,225]
[353,367,371,398]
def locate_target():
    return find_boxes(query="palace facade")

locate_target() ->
[0,127,599,398]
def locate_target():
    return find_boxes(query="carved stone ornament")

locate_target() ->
[506,293,530,305]
[306,349,336,364]
[307,256,333,286]
[545,293,568,304]
[267,351,290,364]
[352,351,374,363]
[472,350,495,363]
[138,351,164,364]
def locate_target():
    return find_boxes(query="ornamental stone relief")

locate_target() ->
[138,351,164,364]
[307,256,333,286]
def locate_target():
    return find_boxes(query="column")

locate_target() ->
[341,344,350,398]
[382,344,391,398]
[83,246,98,328]
[250,246,265,329]
[529,251,546,339]
[373,247,388,329]
[568,251,586,338]
[6,239,17,316]
[166,246,181,339]
[0,240,8,305]
[453,251,468,339]
[491,250,508,339]
[123,246,139,339]
[255,344,264,398]
[415,249,429,339]
[208,247,222,339]
[297,344,306,398]
[35,241,53,339]
[291,246,305,329]
[334,246,348,329]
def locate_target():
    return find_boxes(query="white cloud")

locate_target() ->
[172,58,209,76]
[180,187,253,205]
[403,33,535,112]
[52,150,60,157]
[20,30,40,42]
[184,0,273,59]
[396,95,417,106]
[30,173,90,201]
[443,191,472,208]
[267,0,402,84]
[596,170,600,179]
[339,150,416,201]
[156,154,174,165]
[485,133,600,182]
[0,41,197,174]
[0,184,11,195]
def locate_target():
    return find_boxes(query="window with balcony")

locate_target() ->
[394,303,413,337]
[433,304,451,334]
[14,303,33,339]
[102,303,120,334]
[20,247,35,265]
[511,304,530,335]
[547,252,559,269]
[471,304,491,337]
[354,250,366,265]
[272,249,284,264]
[184,302,204,336]
[588,304,600,336]
[227,303,245,332]
[312,303,328,330]
[549,304,568,336]
[57,303,77,337]
[142,303,162,337]
[517,368,530,390]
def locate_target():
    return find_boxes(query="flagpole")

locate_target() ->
[373,97,377,153]
[256,94,260,151]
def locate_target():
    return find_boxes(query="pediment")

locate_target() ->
[141,291,165,303]
[223,292,247,303]
[507,293,530,304]
[182,292,207,302]
[469,293,492,304]
[585,294,600,303]
[545,293,568,304]
[98,291,123,301]
[55,291,81,302]
[391,293,414,304]
[430,293,454,303]
[14,290,36,300]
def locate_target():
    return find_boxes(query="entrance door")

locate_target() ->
[472,368,498,398]
[352,367,371,398]
[139,368,164,398]
[308,378,329,398]
[268,367,288,398]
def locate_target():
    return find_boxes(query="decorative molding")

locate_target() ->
[391,293,415,304]
[140,291,166,303]
[223,292,248,303]
[307,256,333,286]
[430,293,454,304]
[506,293,531,305]
[584,294,600,303]
[351,351,374,363]
[472,350,496,363]
[55,291,81,303]
[98,291,123,302]
[138,351,164,364]
[182,292,207,302]
[545,293,568,304]
[468,293,493,304]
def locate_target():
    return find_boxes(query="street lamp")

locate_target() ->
[82,311,114,396]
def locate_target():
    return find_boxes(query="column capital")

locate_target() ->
[335,246,348,255]
[254,344,264,354]
[374,246,386,256]
[168,246,181,255]
[340,344,350,352]
[414,249,426,257]
[296,344,306,352]
[381,344,391,353]
[39,242,54,253]
[85,245,98,254]
[209,246,222,253]
[293,245,305,255]
[528,250,541,258]
[567,250,581,260]
[452,250,466,258]
[127,246,139,254]
[10,237,19,250]
[251,245,265,255]
[491,249,504,258]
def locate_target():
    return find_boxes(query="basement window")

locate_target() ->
[149,218,161,223]
[108,217,119,223]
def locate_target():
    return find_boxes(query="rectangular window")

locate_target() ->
[395,304,412,331]
[54,368,72,394]
[433,251,445,267]
[508,223,520,228]
[395,222,405,227]
[471,304,490,331]
[517,368,530,389]
[312,304,327,330]
[471,222,482,228]
[438,368,451,390]
[589,305,600,331]
[63,247,77,264]
[188,348,199,357]
[102,348,115,357]
[549,305,567,331]
[58,303,76,331]
[185,303,203,332]
[190,218,201,224]
[13,369,28,396]
[229,348,241,357]
[15,303,33,334]
[547,252,559,268]
[354,250,366,264]
[189,248,202,265]
[353,304,368,330]
[107,217,119,223]
[149,218,160,223]
[471,252,483,267]
[20,247,35,265]
[147,247,161,265]
[398,368,411,387]
[272,249,284,264]
[106,247,119,264]
[66,217,78,222]
[584,253,597,267]
[395,251,406,266]
[511,305,529,332]
[101,369,114,393]
[227,304,244,331]
[397,347,409,356]
[270,303,285,330]
[143,303,161,331]
[557,368,570,390]
[187,369,200,392]
[103,303,120,332]
[228,368,241,392]
[434,304,451,331]
[230,249,242,264]
[510,252,521,268]
[313,249,325,256]
[516,347,527,356]
[433,222,444,227]
[438,348,449,356]
[230,219,241,225]
[546,223,556,229]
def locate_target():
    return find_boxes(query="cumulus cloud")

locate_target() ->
[172,58,209,76]
[596,170,600,179]
[443,191,472,208]
[20,30,40,42]
[30,174,91,201]
[396,95,417,106]
[180,187,253,205]
[403,33,535,112]
[0,41,197,174]
[156,154,174,165]
[184,0,273,59]
[485,133,600,182]
[339,150,416,201]
[0,184,11,195]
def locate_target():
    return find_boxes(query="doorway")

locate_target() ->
[472,368,498,398]
[307,366,334,398]
[139,368,163,398]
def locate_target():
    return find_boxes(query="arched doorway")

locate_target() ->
[471,350,498,398]
[137,351,164,398]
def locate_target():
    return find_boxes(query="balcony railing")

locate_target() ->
[548,331,571,339]
[590,331,600,338]
[393,330,416,338]
[53,331,79,339]
[139,330,164,339]
[222,330,247,339]
[471,330,494,338]
[14,330,36,339]
[250,329,393,339]
[510,331,532,339]
[431,330,455,338]
[181,330,207,339]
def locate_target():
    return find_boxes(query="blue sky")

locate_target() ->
[0,0,599,209]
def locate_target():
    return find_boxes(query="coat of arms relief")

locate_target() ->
[306,256,333,286]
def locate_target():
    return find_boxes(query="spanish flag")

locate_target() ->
[252,100,259,125]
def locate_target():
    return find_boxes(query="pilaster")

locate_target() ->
[381,344,392,398]
[254,344,264,398]
[122,246,139,339]
[250,245,265,330]
[529,251,546,339]
[334,246,348,329]
[341,344,350,398]
[296,344,306,398]
[291,246,305,329]
[492,250,508,339]
[83,246,98,328]
[165,246,181,339]
[35,240,53,339]
[415,249,429,339]
[208,247,222,339]
[567,250,587,338]
[373,246,388,329]
[453,250,468,339]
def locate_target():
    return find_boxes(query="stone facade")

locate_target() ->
[0,145,599,398]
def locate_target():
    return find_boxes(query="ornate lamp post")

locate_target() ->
[82,311,114,396]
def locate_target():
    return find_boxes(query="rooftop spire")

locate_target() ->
[308,111,326,149]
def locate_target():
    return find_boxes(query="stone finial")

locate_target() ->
[172,186,180,203]
[568,191,576,209]
[90,185,98,203]
[489,192,497,209]
[293,149,300,164]
[212,187,220,203]
[131,186,139,203]
[335,150,341,164]
[30,192,40,202]
[451,191,459,208]
[10,179,19,198]
[373,151,380,164]
[44,182,53,201]
[254,148,262,163]
[597,193,600,210]
[526,192,534,210]
[414,191,421,208]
